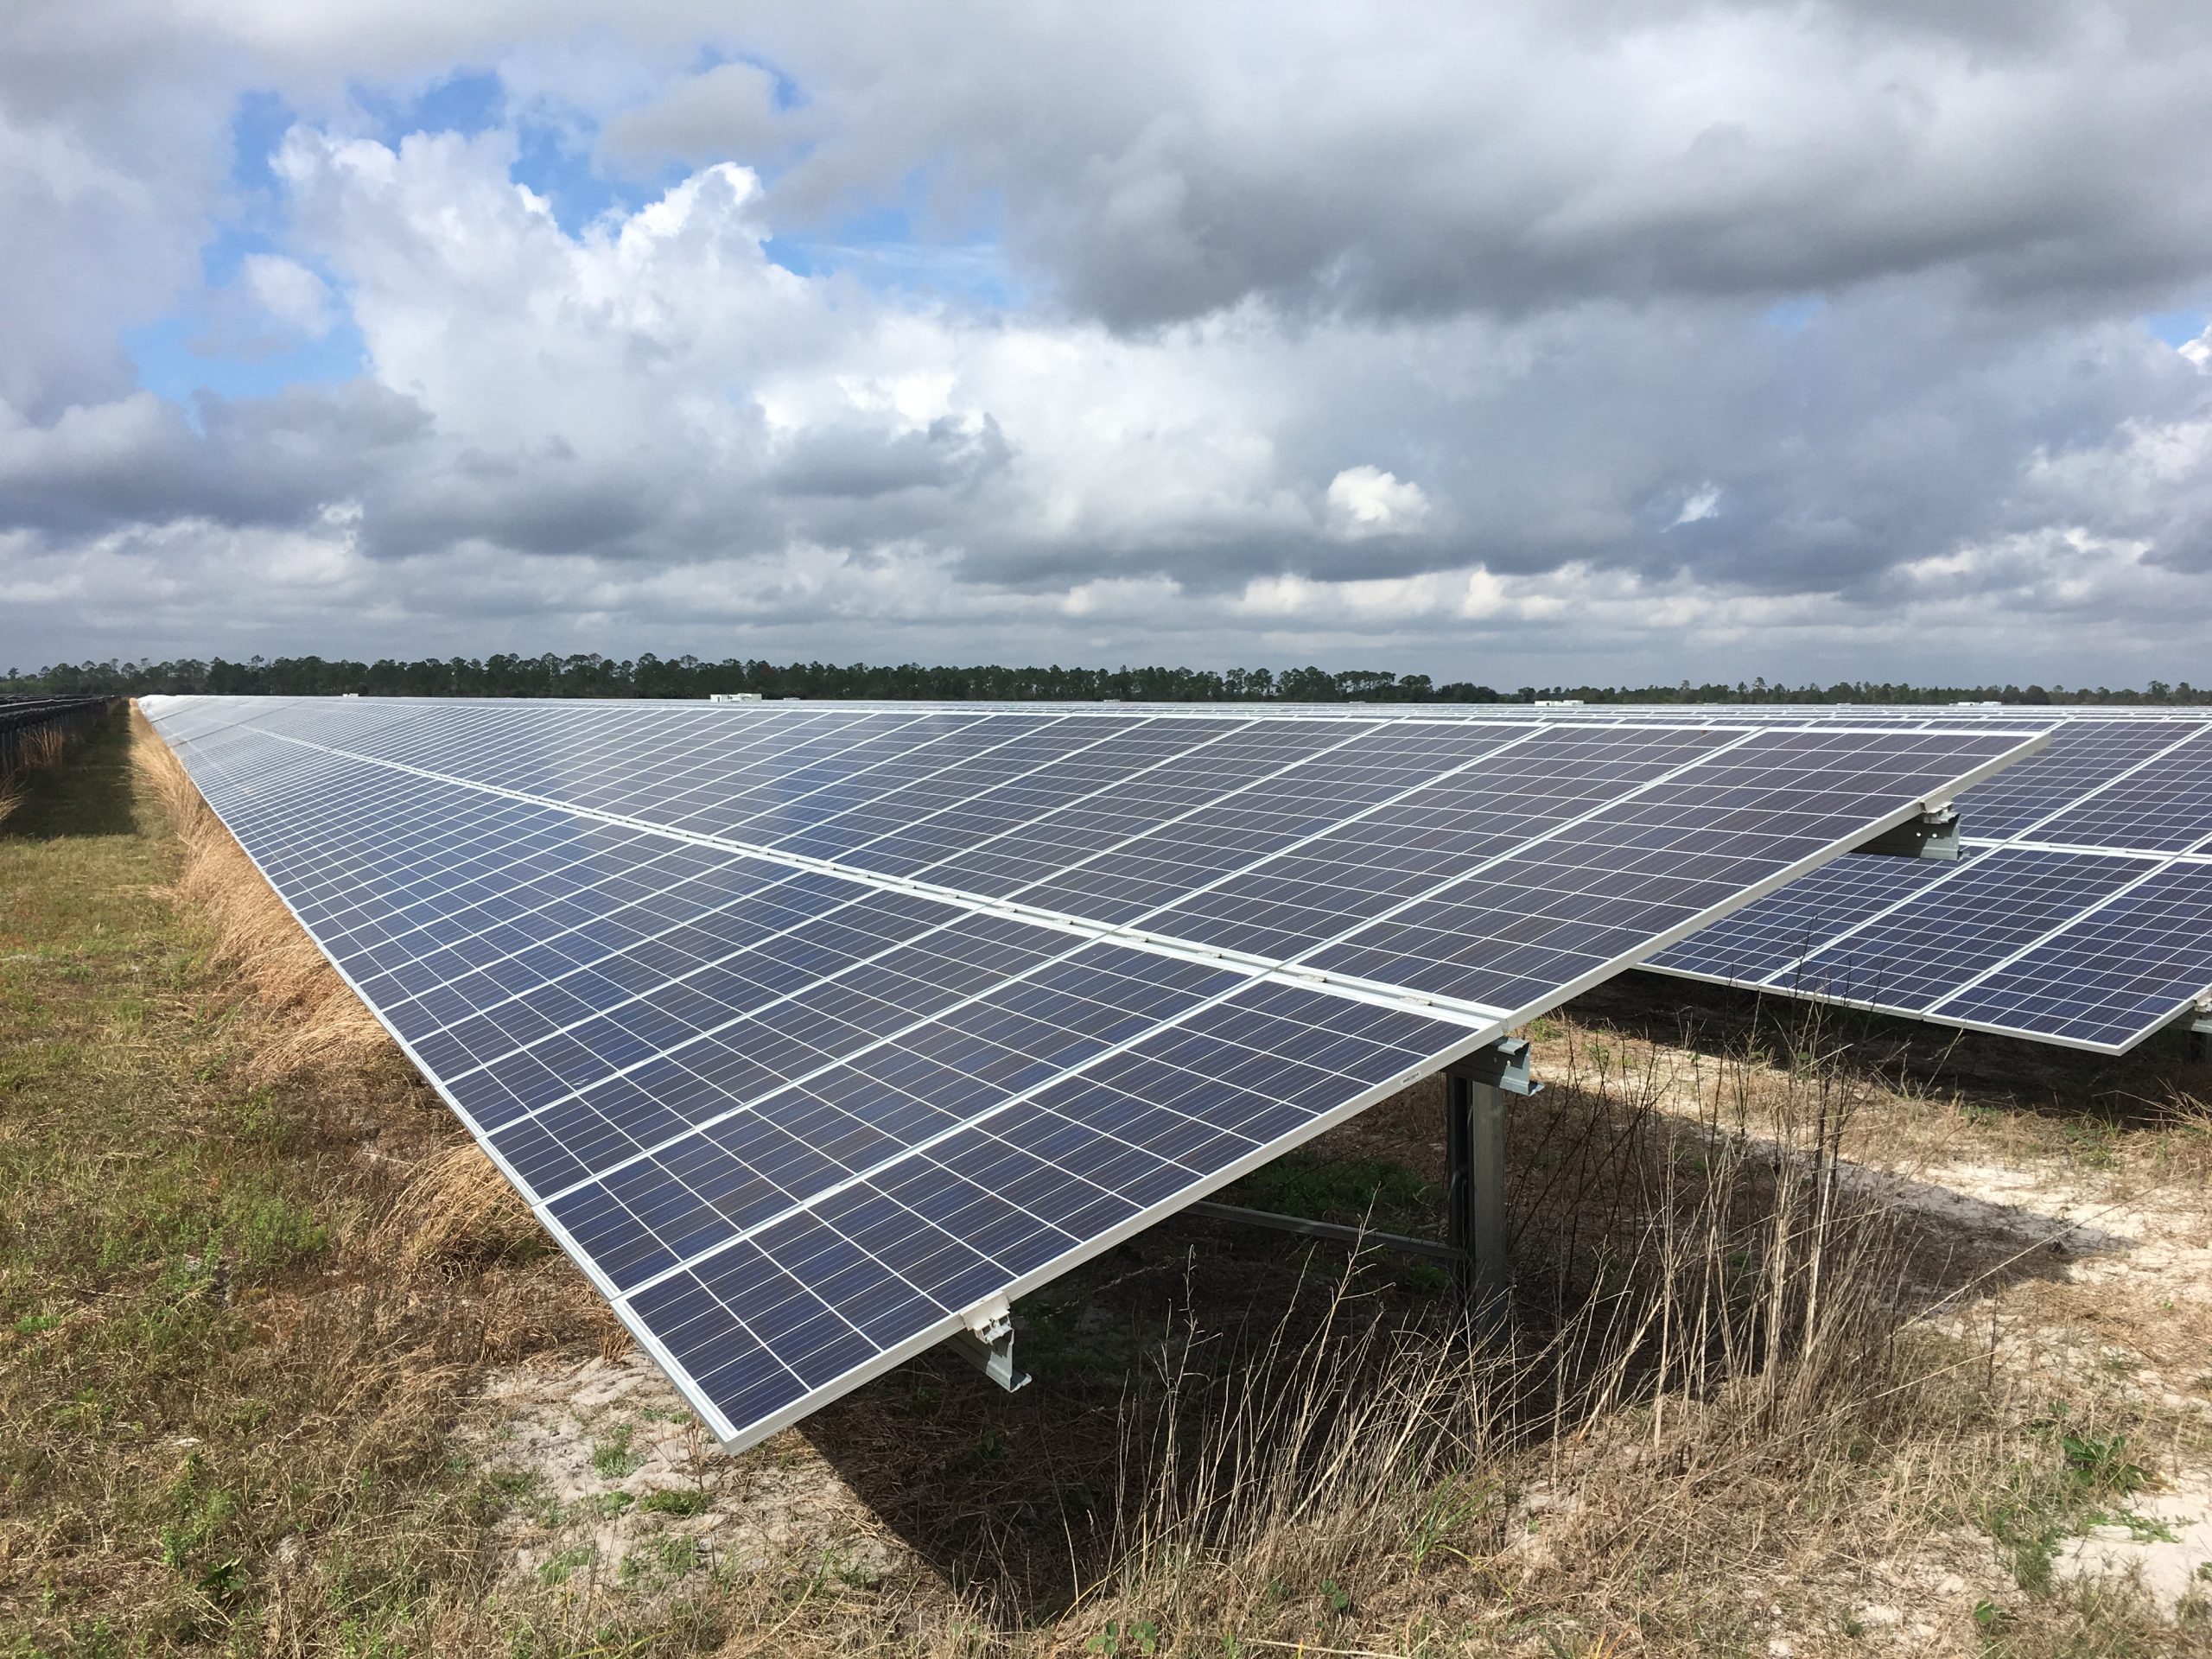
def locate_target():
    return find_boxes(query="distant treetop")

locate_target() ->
[4,653,2200,707]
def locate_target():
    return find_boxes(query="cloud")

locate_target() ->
[241,254,336,337]
[597,60,786,171]
[1,2,2210,686]
[1325,466,1430,538]
[1671,483,1722,526]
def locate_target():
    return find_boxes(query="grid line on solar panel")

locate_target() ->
[1305,726,2037,1010]
[162,709,2035,1027]
[1955,720,2212,843]
[607,979,1483,1441]
[569,723,2034,1310]
[1919,827,2212,1017]
[1769,849,2158,1010]
[1931,861,2212,1048]
[302,721,1557,1110]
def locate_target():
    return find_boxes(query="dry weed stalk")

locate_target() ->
[1072,1025,1913,1649]
[0,711,86,821]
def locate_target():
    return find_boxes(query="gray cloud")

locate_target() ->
[1,0,2209,686]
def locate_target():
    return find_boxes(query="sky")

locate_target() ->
[2,1,2209,687]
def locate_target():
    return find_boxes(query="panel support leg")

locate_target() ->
[2190,1003,2212,1065]
[1445,1038,1540,1323]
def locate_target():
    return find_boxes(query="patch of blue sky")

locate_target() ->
[125,315,367,420]
[511,124,657,234]
[2145,309,2206,347]
[128,213,366,416]
[229,89,296,193]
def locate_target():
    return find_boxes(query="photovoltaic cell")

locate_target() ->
[1782,849,2156,1007]
[140,694,2037,1448]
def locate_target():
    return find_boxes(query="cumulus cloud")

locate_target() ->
[1325,466,1431,538]
[2,0,2210,683]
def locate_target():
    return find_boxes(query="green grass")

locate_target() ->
[0,713,523,1649]
[1977,1407,2153,1595]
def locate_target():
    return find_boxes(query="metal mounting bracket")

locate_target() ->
[2190,999,2212,1065]
[949,1295,1030,1393]
[1445,1035,1543,1096]
[1859,800,1962,861]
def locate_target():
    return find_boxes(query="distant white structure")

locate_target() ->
[1950,700,2004,708]
[1535,698,1585,707]
[710,692,764,702]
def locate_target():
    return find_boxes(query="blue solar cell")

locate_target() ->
[1652,714,2212,1048]
[1648,853,1942,986]
[1781,848,2157,1009]
[1959,720,2208,841]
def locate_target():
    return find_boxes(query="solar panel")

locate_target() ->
[141,695,2040,1448]
[1652,715,2212,1051]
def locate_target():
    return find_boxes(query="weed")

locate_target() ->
[534,1545,595,1588]
[641,1487,711,1517]
[590,1423,646,1480]
[1086,1618,1160,1655]
[619,1533,700,1586]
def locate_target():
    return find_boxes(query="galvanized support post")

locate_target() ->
[2190,1001,2212,1065]
[1445,1038,1541,1321]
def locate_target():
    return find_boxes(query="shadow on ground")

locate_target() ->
[1573,969,2206,1132]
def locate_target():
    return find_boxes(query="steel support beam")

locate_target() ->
[1183,1199,1467,1264]
[1445,1037,1540,1318]
[2190,1002,2212,1065]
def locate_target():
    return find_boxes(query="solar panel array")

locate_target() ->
[778,700,2212,1053]
[141,695,2038,1448]
[1648,714,2212,1051]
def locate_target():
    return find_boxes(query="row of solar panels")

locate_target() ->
[753,699,2212,1054]
[140,694,2036,1449]
[0,695,109,778]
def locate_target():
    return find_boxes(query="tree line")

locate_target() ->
[5,653,2204,706]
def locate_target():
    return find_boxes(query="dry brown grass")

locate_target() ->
[130,706,392,1080]
[370,1138,541,1267]
[0,711,86,823]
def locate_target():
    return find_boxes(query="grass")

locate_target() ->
[0,709,621,1651]
[2,709,2204,1655]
